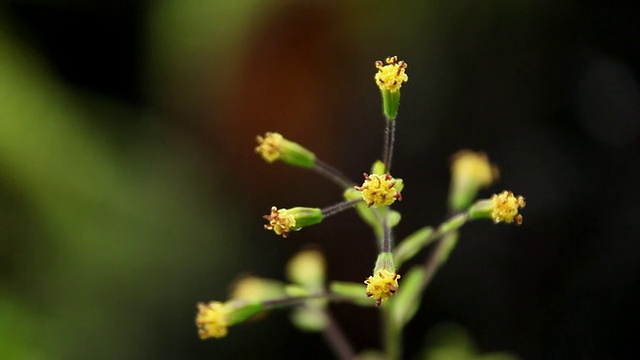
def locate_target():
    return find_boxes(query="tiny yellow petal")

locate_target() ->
[491,191,526,225]
[255,132,284,163]
[355,173,402,208]
[374,56,408,93]
[264,206,296,237]
[364,270,400,307]
[195,302,229,339]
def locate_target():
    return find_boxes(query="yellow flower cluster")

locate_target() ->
[375,56,408,93]
[195,302,229,339]
[355,173,402,207]
[365,270,401,307]
[491,191,526,225]
[263,206,296,237]
[255,132,283,163]
[451,150,498,188]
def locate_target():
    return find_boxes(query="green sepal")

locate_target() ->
[381,89,401,120]
[390,266,425,327]
[468,199,493,220]
[373,252,396,273]
[280,140,316,168]
[288,207,323,230]
[329,281,375,307]
[226,300,264,325]
[394,226,434,268]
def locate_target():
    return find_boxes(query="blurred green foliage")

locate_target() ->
[1,18,243,359]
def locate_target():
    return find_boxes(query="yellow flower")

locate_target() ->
[448,150,499,211]
[255,132,316,168]
[365,270,401,307]
[287,249,326,289]
[491,191,526,225]
[375,56,408,93]
[195,301,229,339]
[255,132,284,163]
[451,150,498,189]
[355,173,402,207]
[263,206,296,237]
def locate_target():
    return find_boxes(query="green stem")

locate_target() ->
[416,213,469,294]
[383,305,401,360]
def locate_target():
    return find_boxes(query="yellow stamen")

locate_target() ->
[355,173,402,207]
[195,302,229,339]
[375,56,408,93]
[264,206,296,237]
[491,191,526,225]
[255,132,283,163]
[364,270,401,307]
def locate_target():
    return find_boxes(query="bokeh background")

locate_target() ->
[1,0,639,359]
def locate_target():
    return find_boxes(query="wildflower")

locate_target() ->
[196,301,229,339]
[448,150,499,211]
[355,173,402,207]
[287,249,326,289]
[374,56,408,120]
[491,191,526,224]
[375,56,408,93]
[255,132,316,168]
[365,269,401,307]
[263,206,323,237]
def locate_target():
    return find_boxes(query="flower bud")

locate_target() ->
[255,132,316,168]
[448,150,499,211]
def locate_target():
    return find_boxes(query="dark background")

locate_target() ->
[1,0,639,359]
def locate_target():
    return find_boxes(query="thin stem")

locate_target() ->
[417,213,470,293]
[321,199,361,217]
[261,293,352,308]
[323,310,356,360]
[313,158,354,189]
[382,119,396,173]
[382,213,392,253]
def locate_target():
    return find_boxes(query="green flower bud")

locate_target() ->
[255,132,316,168]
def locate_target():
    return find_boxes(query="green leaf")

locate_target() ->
[390,266,425,327]
[394,226,434,267]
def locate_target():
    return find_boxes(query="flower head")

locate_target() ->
[449,150,499,211]
[255,132,283,163]
[255,132,316,168]
[263,206,323,237]
[196,301,229,339]
[365,269,401,307]
[491,191,526,225]
[264,206,296,237]
[451,150,498,188]
[375,56,408,93]
[287,249,326,289]
[355,173,402,207]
